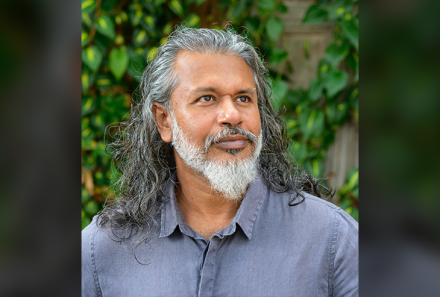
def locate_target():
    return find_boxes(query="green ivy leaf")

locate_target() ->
[302,4,328,24]
[291,141,307,164]
[196,0,207,5]
[339,168,359,221]
[81,30,89,47]
[271,80,288,111]
[96,16,116,39]
[81,69,95,93]
[169,0,184,17]
[276,2,288,13]
[163,22,173,35]
[82,118,96,142]
[142,15,156,31]
[340,168,359,194]
[82,12,93,28]
[269,48,288,66]
[96,74,115,91]
[327,0,350,21]
[325,101,349,126]
[339,19,358,50]
[281,89,304,110]
[154,0,166,6]
[228,0,247,21]
[129,8,143,26]
[147,46,158,62]
[132,28,148,46]
[82,46,103,72]
[308,77,323,102]
[266,16,283,41]
[324,43,350,66]
[258,0,276,11]
[285,116,299,138]
[303,158,324,178]
[91,113,106,131]
[109,48,129,81]
[82,117,90,133]
[81,0,96,13]
[318,60,331,77]
[299,108,325,141]
[82,95,96,116]
[324,69,348,97]
[185,14,201,28]
[244,17,259,35]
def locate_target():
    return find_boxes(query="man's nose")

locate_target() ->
[216,97,242,128]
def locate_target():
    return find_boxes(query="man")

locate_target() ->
[82,27,358,297]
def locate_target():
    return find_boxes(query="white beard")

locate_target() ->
[170,113,262,201]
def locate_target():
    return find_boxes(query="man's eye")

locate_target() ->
[199,95,214,102]
[236,96,249,103]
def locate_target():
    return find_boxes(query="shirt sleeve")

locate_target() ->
[82,219,101,297]
[332,209,359,297]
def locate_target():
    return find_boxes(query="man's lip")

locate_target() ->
[215,136,248,149]
[217,135,247,142]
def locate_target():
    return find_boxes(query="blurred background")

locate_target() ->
[3,0,440,296]
[81,0,360,229]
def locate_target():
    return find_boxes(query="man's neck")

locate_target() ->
[175,161,242,241]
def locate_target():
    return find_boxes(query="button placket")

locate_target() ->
[198,236,220,297]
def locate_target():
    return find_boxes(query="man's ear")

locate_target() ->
[151,102,173,143]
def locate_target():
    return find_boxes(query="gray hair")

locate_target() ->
[99,26,333,251]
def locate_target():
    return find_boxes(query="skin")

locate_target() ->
[152,51,261,240]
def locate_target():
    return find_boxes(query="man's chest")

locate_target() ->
[97,235,330,297]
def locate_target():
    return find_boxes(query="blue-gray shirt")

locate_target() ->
[82,174,358,297]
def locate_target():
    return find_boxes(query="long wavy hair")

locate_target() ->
[98,26,333,249]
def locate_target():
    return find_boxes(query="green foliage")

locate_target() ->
[81,0,359,229]
[338,168,359,221]
[293,0,358,217]
[109,48,129,80]
[266,16,284,41]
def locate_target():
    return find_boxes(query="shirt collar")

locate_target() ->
[159,172,268,240]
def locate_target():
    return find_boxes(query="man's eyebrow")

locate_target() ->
[193,87,218,94]
[193,87,256,96]
[236,88,256,96]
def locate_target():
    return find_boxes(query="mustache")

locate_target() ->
[204,128,259,152]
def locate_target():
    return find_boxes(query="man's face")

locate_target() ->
[170,51,261,164]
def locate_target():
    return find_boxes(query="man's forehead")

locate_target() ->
[174,50,252,73]
[172,50,256,93]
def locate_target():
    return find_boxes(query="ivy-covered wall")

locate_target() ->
[81,0,359,229]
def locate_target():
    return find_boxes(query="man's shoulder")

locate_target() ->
[269,189,338,214]
[302,192,358,228]
[82,215,103,241]
[82,216,106,252]
[267,189,358,231]
[300,192,351,217]
[81,216,124,253]
[301,191,340,210]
